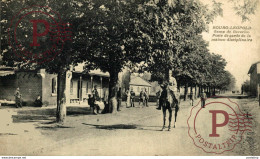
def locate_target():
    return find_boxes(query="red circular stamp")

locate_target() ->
[187,96,253,154]
[8,6,71,64]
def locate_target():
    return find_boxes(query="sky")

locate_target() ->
[201,0,260,89]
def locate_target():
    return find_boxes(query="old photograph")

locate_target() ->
[0,0,260,157]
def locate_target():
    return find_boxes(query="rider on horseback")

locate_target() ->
[156,76,178,110]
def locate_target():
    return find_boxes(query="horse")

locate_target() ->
[160,88,180,131]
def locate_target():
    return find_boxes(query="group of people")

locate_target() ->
[14,87,43,108]
[88,85,103,114]
[124,88,136,107]
[123,88,149,108]
[88,86,148,113]
[14,82,207,111]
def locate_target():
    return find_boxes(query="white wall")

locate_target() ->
[130,85,151,96]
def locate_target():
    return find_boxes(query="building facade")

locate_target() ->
[0,66,109,107]
[69,70,109,106]
[0,68,57,106]
[248,61,260,98]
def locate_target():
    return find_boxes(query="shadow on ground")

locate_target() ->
[12,107,93,123]
[0,133,17,136]
[213,95,254,99]
[35,125,74,131]
[82,123,137,130]
[81,123,165,131]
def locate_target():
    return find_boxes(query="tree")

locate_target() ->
[143,0,222,85]
[77,0,152,113]
[1,0,87,123]
[229,0,260,22]
[242,80,250,94]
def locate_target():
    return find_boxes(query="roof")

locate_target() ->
[129,76,151,87]
[0,67,16,77]
[248,61,260,74]
[73,63,109,77]
[73,69,110,77]
[89,69,109,77]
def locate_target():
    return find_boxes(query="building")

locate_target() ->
[248,61,260,98]
[129,76,152,96]
[69,69,109,106]
[0,67,57,106]
[0,66,109,107]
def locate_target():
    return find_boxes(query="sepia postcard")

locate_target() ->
[0,0,260,157]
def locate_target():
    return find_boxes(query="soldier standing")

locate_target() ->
[139,90,144,106]
[14,87,22,108]
[200,90,207,108]
[130,88,135,107]
[144,89,149,107]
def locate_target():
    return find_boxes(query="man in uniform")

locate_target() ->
[200,90,207,108]
[168,76,178,106]
[156,76,178,110]
[130,88,135,107]
[144,89,149,107]
[139,90,144,106]
[14,87,22,108]
[92,85,100,101]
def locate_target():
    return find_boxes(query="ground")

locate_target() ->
[0,94,259,156]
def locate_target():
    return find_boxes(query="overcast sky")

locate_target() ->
[201,0,260,89]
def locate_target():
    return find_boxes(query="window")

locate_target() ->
[70,80,73,94]
[52,78,57,94]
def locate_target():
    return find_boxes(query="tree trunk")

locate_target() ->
[164,69,170,82]
[104,69,118,114]
[56,69,67,123]
[184,83,188,101]
[194,85,197,99]
[190,86,193,100]
[198,85,201,98]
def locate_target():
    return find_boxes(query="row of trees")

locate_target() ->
[1,0,256,122]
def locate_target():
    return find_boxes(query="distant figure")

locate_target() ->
[144,89,149,107]
[88,94,96,114]
[241,85,244,95]
[34,95,43,107]
[200,90,207,108]
[125,89,130,108]
[190,92,194,106]
[139,90,144,106]
[156,90,161,108]
[117,87,122,111]
[92,85,100,101]
[14,87,22,108]
[130,89,135,107]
